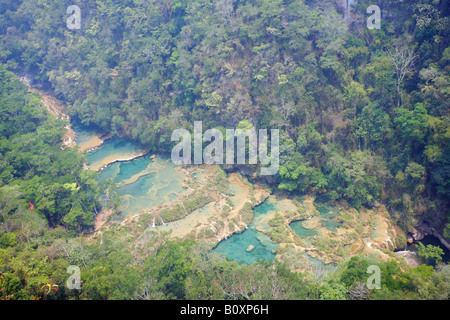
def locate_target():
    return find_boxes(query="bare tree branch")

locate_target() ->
[387,44,418,106]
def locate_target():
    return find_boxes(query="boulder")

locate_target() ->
[395,250,421,268]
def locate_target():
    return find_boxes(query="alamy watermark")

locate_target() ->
[67,5,81,30]
[366,265,381,289]
[66,265,81,290]
[367,5,381,30]
[171,121,279,175]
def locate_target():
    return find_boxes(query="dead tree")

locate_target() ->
[387,45,418,107]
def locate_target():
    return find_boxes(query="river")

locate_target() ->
[19,74,449,269]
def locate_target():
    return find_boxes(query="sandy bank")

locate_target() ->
[88,148,150,172]
[78,133,111,152]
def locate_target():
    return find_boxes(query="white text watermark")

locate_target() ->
[171,121,279,175]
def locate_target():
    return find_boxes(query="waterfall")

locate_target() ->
[152,215,155,228]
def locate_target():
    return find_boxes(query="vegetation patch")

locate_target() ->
[159,193,213,223]
[239,202,253,225]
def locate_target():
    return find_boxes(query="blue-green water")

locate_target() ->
[79,127,185,217]
[290,220,318,238]
[315,201,342,232]
[116,156,185,216]
[213,199,279,264]
[77,125,341,266]
[86,137,145,170]
[72,123,104,149]
[97,154,185,217]
[289,200,342,240]
[96,153,155,183]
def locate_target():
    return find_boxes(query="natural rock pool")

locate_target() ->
[289,220,318,239]
[213,199,279,264]
[74,125,408,268]
[78,126,279,263]
[110,155,185,218]
[86,137,149,172]
[23,75,418,271]
[72,123,106,152]
[80,131,186,219]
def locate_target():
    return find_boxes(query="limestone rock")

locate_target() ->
[395,250,421,268]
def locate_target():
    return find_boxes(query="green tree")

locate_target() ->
[417,242,444,267]
[319,282,347,300]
